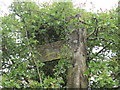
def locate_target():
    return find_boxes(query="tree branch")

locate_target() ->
[95,42,112,56]
[86,29,96,39]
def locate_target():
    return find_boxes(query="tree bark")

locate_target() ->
[67,28,88,88]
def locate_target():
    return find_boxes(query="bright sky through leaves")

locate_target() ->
[0,0,117,17]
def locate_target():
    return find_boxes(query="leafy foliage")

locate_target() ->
[1,0,119,88]
[88,60,119,88]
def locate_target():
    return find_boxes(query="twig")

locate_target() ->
[24,22,42,83]
[95,42,112,56]
[86,29,96,39]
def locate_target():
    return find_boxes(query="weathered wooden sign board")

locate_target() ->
[37,40,69,62]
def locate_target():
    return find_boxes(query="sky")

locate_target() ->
[0,0,118,17]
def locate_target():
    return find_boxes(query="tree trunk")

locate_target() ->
[67,28,88,88]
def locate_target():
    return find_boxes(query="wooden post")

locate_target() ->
[67,28,88,88]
